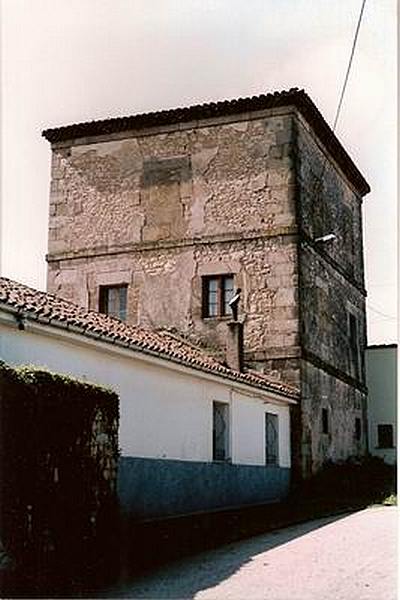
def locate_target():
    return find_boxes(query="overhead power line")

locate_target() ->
[332,0,367,132]
[309,0,367,204]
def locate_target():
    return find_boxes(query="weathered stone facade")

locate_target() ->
[44,92,369,476]
[294,114,368,474]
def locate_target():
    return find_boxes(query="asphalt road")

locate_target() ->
[107,506,397,600]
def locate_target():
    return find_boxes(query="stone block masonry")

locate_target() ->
[47,111,301,380]
[48,233,300,383]
[45,94,369,476]
[47,114,297,256]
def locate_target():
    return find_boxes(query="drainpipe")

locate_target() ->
[225,320,244,372]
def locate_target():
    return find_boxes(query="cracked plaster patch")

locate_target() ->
[191,147,218,175]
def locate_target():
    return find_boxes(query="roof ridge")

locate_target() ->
[42,87,302,140]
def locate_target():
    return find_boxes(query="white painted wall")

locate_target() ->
[0,317,291,467]
[366,346,397,465]
[230,392,291,468]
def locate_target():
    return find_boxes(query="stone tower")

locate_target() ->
[43,88,370,476]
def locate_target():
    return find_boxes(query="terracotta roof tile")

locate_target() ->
[0,277,298,401]
[42,88,369,196]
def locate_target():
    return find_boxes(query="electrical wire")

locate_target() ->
[332,0,367,132]
[310,0,367,201]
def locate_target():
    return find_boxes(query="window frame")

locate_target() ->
[348,311,360,379]
[265,412,279,467]
[355,417,362,441]
[377,424,394,449]
[202,274,234,319]
[212,401,230,462]
[99,284,128,321]
[321,407,329,435]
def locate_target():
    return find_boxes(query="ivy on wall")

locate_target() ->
[0,361,119,595]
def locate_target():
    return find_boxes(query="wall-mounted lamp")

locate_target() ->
[228,288,242,322]
[314,233,336,244]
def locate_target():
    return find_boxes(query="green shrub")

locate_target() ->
[0,361,120,596]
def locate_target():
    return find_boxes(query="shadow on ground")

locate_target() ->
[100,512,353,599]
[2,457,396,598]
[99,458,396,598]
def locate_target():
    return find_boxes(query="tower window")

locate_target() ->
[202,275,234,318]
[322,408,329,434]
[348,312,360,379]
[355,417,361,441]
[99,285,128,321]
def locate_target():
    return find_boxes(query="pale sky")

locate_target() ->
[0,0,397,344]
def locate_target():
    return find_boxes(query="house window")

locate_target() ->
[213,402,229,461]
[377,424,394,449]
[202,275,234,318]
[322,408,329,434]
[348,312,360,379]
[265,412,279,466]
[355,417,362,441]
[99,285,128,321]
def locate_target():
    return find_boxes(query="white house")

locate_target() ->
[0,277,298,518]
[366,344,397,465]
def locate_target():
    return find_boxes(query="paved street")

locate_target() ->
[107,506,397,600]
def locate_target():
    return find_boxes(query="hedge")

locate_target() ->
[0,361,119,596]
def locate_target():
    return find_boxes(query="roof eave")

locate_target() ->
[0,302,299,402]
[41,88,369,197]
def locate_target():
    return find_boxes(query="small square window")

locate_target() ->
[202,275,234,318]
[99,285,128,321]
[377,424,394,449]
[322,408,329,435]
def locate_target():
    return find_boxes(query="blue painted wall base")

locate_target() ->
[118,457,291,519]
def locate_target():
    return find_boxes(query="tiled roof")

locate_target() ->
[0,277,298,401]
[42,88,370,196]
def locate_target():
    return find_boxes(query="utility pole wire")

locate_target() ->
[332,0,367,132]
[309,0,367,211]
